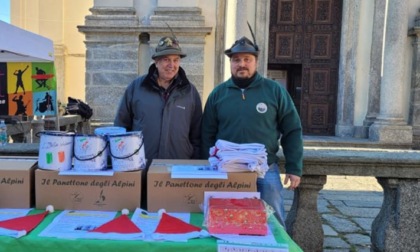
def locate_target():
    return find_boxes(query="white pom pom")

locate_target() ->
[157,209,166,218]
[121,209,129,215]
[46,205,54,213]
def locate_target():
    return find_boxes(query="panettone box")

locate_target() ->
[35,168,142,211]
[206,198,268,235]
[0,158,37,208]
[147,159,257,212]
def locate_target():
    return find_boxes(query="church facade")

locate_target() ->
[11,0,420,147]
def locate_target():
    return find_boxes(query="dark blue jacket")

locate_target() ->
[114,64,202,160]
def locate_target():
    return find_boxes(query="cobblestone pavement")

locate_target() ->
[284,175,383,252]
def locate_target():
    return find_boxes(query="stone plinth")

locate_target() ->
[369,122,413,145]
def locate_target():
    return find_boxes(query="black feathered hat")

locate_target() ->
[224,22,259,57]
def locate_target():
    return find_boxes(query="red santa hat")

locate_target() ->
[89,209,142,234]
[0,205,54,238]
[154,209,202,234]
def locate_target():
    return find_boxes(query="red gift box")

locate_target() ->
[207,198,268,235]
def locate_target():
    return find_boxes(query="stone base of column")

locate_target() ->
[357,117,376,139]
[412,127,420,149]
[353,125,368,138]
[369,122,413,144]
[335,124,354,137]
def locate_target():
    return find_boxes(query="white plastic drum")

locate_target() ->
[73,134,108,171]
[94,126,126,166]
[108,131,146,171]
[38,131,74,171]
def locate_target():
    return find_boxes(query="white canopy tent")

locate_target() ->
[0,20,54,62]
[0,20,59,133]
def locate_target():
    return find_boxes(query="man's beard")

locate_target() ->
[232,71,257,88]
[235,68,250,79]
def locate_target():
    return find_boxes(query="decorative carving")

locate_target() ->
[276,33,294,58]
[313,73,326,91]
[278,0,295,23]
[312,34,331,58]
[311,107,326,125]
[310,69,329,93]
[314,0,332,23]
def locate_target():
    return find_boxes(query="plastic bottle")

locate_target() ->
[0,119,8,146]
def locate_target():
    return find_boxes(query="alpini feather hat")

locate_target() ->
[152,37,186,59]
[224,22,260,57]
[152,23,186,59]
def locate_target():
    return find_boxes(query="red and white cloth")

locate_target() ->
[0,205,54,238]
[209,139,269,178]
[87,209,144,240]
[151,210,209,242]
[87,208,208,241]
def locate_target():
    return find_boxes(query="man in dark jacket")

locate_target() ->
[114,36,202,163]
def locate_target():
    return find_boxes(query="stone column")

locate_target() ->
[369,0,413,144]
[335,0,361,137]
[255,0,270,77]
[362,0,386,137]
[371,178,420,251]
[286,175,326,252]
[148,7,212,96]
[234,0,249,38]
[54,44,66,104]
[408,10,420,149]
[78,7,140,123]
[214,1,227,85]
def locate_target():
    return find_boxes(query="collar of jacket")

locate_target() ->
[226,72,262,89]
[143,63,190,90]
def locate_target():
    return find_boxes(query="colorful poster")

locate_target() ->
[0,62,57,116]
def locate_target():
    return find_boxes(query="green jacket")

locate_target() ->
[201,73,303,176]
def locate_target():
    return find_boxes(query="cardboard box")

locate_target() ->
[0,158,37,208]
[35,168,142,211]
[207,198,267,235]
[147,159,257,212]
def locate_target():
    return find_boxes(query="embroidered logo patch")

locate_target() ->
[256,103,267,113]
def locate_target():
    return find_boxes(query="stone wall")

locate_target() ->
[78,7,211,124]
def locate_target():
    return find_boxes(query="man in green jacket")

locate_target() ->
[201,35,303,226]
